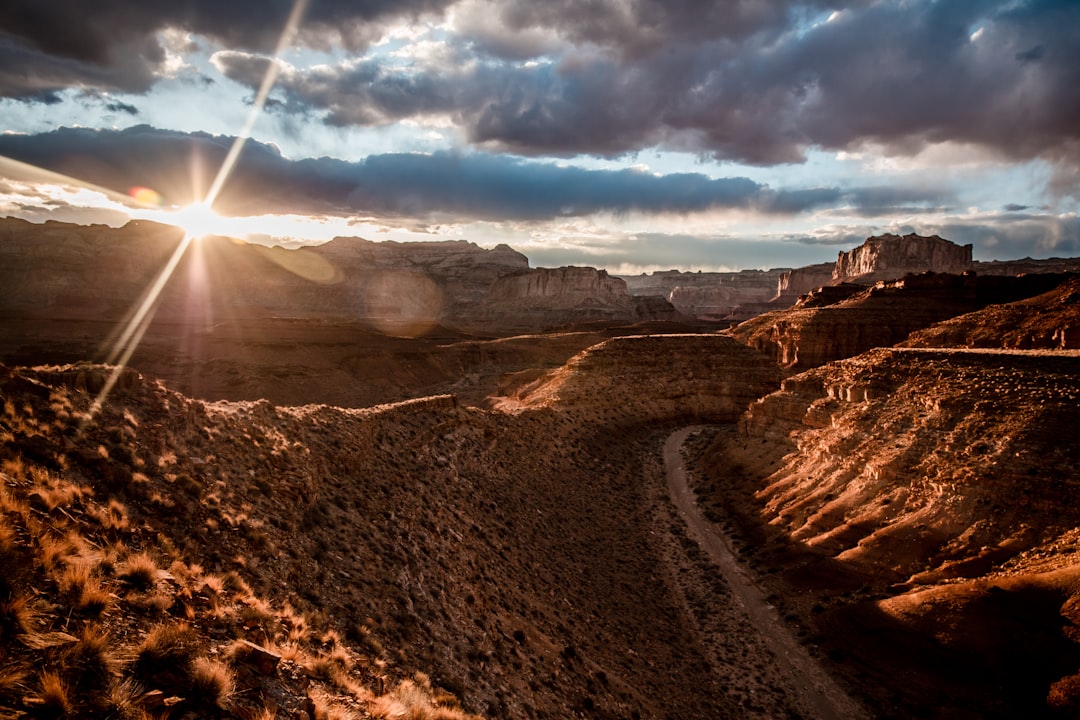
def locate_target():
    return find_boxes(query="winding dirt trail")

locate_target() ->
[664,427,868,720]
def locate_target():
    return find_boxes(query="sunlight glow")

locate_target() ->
[171,201,227,239]
[79,0,311,428]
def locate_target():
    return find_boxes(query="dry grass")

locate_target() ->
[133,622,200,691]
[118,551,159,590]
[65,625,115,693]
[0,664,30,703]
[369,674,481,720]
[59,561,112,616]
[36,670,73,718]
[189,656,235,709]
[0,594,35,643]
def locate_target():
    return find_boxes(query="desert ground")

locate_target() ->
[3,228,1080,718]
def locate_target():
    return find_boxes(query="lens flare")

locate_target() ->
[75,0,311,428]
[129,186,163,206]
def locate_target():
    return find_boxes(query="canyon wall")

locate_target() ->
[728,272,1074,371]
[773,262,835,305]
[0,218,678,335]
[833,233,972,282]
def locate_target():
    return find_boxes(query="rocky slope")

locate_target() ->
[903,276,1080,350]
[0,330,786,719]
[496,334,781,423]
[729,272,1075,371]
[690,347,1080,717]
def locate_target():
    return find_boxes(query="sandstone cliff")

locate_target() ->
[465,266,680,331]
[773,262,835,305]
[833,233,972,282]
[728,272,1072,371]
[620,269,787,320]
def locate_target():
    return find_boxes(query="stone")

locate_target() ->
[833,233,972,282]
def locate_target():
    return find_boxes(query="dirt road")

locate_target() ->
[664,426,868,720]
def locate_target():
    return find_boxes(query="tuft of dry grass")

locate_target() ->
[98,678,149,720]
[59,561,112,616]
[89,498,130,533]
[369,674,481,720]
[0,593,36,644]
[65,624,115,693]
[118,552,159,591]
[189,656,235,710]
[36,670,73,718]
[0,663,30,702]
[133,622,200,691]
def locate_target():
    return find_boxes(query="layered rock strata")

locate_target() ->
[729,272,1073,371]
[833,233,972,282]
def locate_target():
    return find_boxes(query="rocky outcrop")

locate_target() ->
[833,233,972,282]
[729,272,1073,371]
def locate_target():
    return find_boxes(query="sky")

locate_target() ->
[0,0,1078,273]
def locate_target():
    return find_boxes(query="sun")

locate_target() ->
[171,201,228,239]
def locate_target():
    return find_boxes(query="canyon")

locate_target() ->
[2,219,1080,718]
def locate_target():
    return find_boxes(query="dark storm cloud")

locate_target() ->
[0,126,943,221]
[0,0,457,97]
[213,0,1080,179]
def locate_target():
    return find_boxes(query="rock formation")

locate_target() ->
[620,269,788,321]
[0,218,679,336]
[773,262,835,305]
[728,272,1074,371]
[697,346,1080,715]
[833,233,972,282]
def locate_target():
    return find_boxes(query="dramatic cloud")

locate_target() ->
[202,0,1080,180]
[0,0,457,98]
[0,1,1076,269]
[0,125,949,222]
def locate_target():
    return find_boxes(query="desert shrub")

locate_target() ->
[0,594,35,645]
[132,623,200,691]
[35,670,73,718]
[118,552,159,591]
[188,657,234,710]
